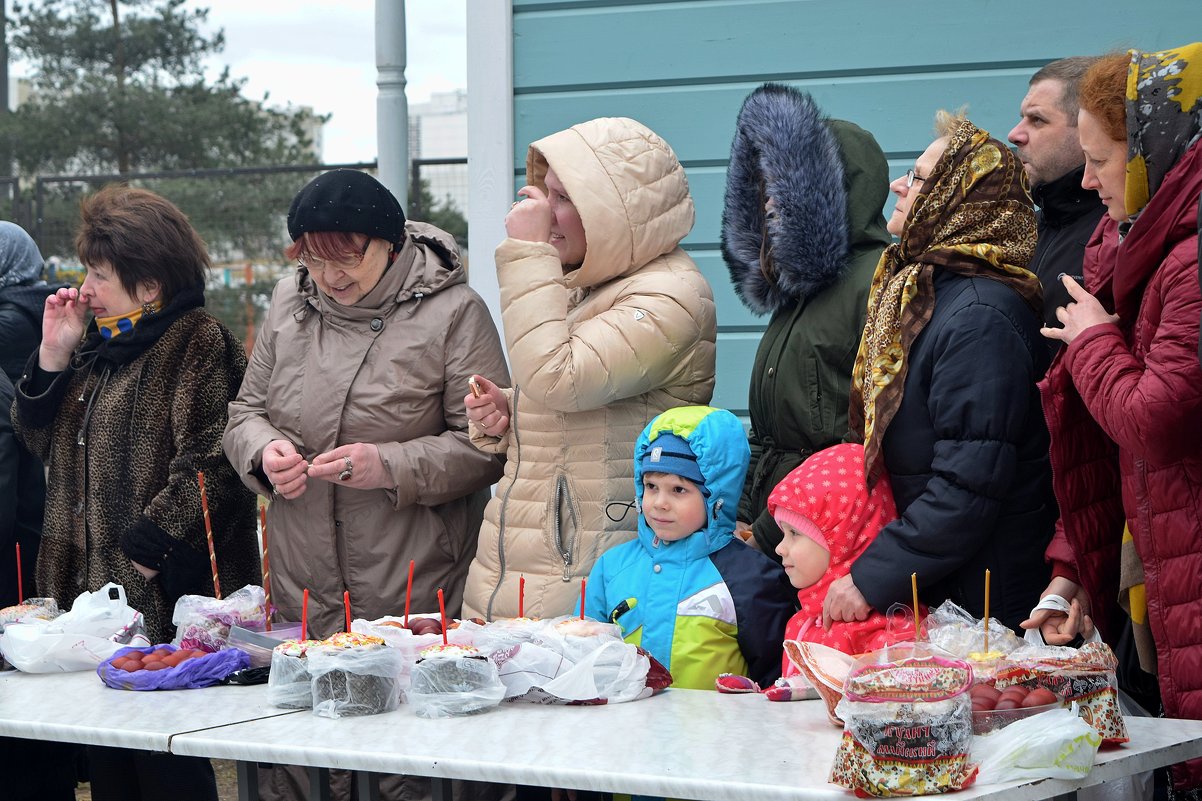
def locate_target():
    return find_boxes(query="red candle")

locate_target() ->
[437,587,448,646]
[15,542,23,603]
[260,506,272,632]
[343,589,352,633]
[404,559,415,626]
[518,575,525,619]
[580,578,587,620]
[301,588,310,642]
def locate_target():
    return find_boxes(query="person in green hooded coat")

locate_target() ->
[721,85,892,556]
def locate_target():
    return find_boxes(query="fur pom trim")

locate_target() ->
[721,84,851,314]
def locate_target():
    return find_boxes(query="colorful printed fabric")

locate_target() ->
[849,119,1040,482]
[1125,42,1202,219]
[96,301,162,339]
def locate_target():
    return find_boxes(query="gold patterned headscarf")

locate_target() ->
[849,119,1040,483]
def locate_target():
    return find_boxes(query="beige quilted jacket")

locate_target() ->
[463,117,716,620]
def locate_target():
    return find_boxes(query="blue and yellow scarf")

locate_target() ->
[96,301,161,339]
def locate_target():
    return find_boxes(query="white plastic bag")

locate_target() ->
[0,583,149,672]
[974,704,1102,784]
[490,638,651,704]
[1022,594,1104,646]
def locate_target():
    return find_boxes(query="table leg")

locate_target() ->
[236,761,260,801]
[308,765,333,801]
[354,771,381,801]
[432,776,452,801]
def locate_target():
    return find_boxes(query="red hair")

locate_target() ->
[1079,52,1129,142]
[284,231,368,262]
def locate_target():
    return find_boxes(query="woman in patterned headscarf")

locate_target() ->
[822,110,1056,635]
[1025,44,1202,796]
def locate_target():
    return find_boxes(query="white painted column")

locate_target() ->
[466,0,513,336]
[375,0,408,210]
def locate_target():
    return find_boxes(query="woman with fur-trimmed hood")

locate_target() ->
[722,85,892,555]
[463,117,716,621]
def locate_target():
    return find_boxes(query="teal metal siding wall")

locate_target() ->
[511,0,1191,415]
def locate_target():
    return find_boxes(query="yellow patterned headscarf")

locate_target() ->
[849,119,1040,483]
[1124,42,1202,219]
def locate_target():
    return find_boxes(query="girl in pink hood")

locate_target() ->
[768,443,916,667]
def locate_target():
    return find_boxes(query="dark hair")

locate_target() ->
[1030,56,1101,126]
[75,185,209,303]
[1079,53,1130,142]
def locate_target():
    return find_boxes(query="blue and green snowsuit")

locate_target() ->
[583,406,792,689]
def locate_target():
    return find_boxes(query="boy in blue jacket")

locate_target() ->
[583,405,792,689]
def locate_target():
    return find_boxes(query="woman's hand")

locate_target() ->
[734,520,758,548]
[131,561,160,581]
[262,439,310,499]
[504,185,552,244]
[1020,576,1095,645]
[464,374,510,438]
[1041,275,1119,345]
[822,574,872,630]
[309,443,391,490]
[39,287,89,371]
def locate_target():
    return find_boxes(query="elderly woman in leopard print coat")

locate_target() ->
[11,187,259,649]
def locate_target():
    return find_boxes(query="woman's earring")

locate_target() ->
[141,301,158,317]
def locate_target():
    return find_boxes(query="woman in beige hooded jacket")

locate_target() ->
[464,117,716,620]
[224,170,508,640]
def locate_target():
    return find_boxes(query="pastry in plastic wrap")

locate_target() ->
[0,598,62,670]
[308,633,403,719]
[267,639,323,709]
[172,584,268,652]
[994,641,1128,744]
[829,650,978,797]
[408,644,505,718]
[351,614,476,693]
[0,598,60,631]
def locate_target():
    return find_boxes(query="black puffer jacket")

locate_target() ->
[722,85,891,555]
[849,269,1056,632]
[1,371,44,607]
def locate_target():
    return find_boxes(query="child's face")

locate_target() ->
[641,472,707,542]
[775,521,831,589]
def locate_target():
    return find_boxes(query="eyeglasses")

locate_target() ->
[904,169,928,189]
[298,238,371,272]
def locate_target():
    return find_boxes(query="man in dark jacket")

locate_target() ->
[1008,57,1106,362]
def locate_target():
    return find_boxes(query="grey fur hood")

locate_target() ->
[722,85,869,315]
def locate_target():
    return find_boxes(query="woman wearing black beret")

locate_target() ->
[225,169,509,641]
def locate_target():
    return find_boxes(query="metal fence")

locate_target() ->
[410,157,469,222]
[0,177,23,226]
[30,161,378,265]
[2,159,469,352]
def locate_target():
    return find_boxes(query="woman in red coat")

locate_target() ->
[1025,44,1202,794]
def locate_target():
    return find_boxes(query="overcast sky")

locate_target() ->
[193,1,468,163]
[9,0,468,164]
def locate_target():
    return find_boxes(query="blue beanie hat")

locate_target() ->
[641,433,709,496]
